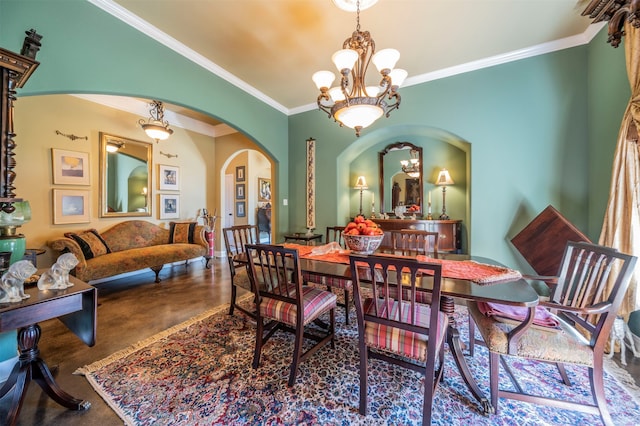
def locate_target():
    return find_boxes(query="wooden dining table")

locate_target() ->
[283,244,539,415]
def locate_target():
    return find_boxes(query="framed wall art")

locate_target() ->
[258,178,271,202]
[306,138,316,230]
[53,189,90,224]
[159,194,180,219]
[236,183,245,200]
[235,165,245,182]
[236,201,246,218]
[159,164,179,191]
[52,148,90,185]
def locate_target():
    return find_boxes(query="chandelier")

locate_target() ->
[401,149,420,178]
[312,0,407,137]
[139,100,173,142]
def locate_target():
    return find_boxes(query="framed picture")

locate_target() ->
[258,177,271,202]
[159,164,179,191]
[159,194,180,219]
[236,183,245,200]
[236,201,246,218]
[235,165,245,182]
[52,149,90,185]
[53,189,90,224]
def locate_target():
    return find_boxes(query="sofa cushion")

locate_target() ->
[65,229,111,260]
[169,221,197,244]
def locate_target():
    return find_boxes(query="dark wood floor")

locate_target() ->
[0,257,638,425]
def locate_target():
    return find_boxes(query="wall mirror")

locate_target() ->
[99,132,152,217]
[378,142,423,215]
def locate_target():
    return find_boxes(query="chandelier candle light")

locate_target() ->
[139,100,173,142]
[354,176,368,215]
[312,0,408,137]
[436,169,454,220]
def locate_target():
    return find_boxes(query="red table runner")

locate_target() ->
[284,243,522,285]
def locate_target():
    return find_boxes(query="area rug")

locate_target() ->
[76,296,640,425]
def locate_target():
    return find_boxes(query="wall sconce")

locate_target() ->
[435,169,454,220]
[354,176,368,215]
[139,100,173,142]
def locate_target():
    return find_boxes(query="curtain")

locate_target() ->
[598,20,640,317]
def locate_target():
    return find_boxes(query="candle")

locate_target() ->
[428,191,431,204]
[372,192,375,205]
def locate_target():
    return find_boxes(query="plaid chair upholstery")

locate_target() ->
[247,244,336,387]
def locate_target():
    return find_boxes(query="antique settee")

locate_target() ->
[49,220,207,283]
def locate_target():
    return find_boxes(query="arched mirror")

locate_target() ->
[99,132,152,217]
[378,142,423,215]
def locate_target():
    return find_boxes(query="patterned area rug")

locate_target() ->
[76,296,640,425]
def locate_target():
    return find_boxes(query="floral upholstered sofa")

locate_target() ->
[49,220,207,283]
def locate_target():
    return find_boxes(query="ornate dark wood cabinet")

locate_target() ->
[372,218,463,253]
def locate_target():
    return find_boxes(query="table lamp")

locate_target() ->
[354,176,368,215]
[436,169,454,220]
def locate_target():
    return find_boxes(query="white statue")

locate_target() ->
[38,253,79,290]
[0,260,37,303]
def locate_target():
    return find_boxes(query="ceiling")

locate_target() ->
[92,0,601,118]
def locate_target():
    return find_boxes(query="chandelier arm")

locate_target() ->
[384,92,401,117]
[316,93,334,119]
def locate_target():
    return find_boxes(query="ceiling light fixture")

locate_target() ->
[312,0,407,137]
[401,149,420,178]
[139,100,173,142]
[106,139,125,153]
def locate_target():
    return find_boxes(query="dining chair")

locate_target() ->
[313,225,354,324]
[349,253,448,425]
[222,224,260,318]
[325,226,346,248]
[468,241,637,425]
[391,229,439,257]
[245,243,336,386]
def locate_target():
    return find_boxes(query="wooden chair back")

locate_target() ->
[245,244,303,306]
[391,229,439,257]
[550,241,637,348]
[325,226,346,248]
[222,224,259,275]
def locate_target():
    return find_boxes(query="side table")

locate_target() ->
[283,233,323,245]
[0,275,97,425]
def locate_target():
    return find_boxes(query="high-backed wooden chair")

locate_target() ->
[222,224,259,318]
[391,229,439,258]
[349,254,448,425]
[246,244,336,386]
[468,242,637,425]
[304,225,353,324]
[325,226,346,248]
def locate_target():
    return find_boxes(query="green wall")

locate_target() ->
[290,38,627,271]
[586,28,629,239]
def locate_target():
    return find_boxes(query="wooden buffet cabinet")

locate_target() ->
[372,218,463,253]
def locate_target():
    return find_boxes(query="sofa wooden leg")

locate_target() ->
[151,266,163,283]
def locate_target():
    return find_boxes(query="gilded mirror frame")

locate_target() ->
[378,142,423,215]
[99,132,153,218]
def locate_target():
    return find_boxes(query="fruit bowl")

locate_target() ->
[342,233,384,255]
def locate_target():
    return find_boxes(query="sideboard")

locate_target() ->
[372,218,463,253]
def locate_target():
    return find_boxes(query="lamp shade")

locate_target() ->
[372,48,400,72]
[332,49,359,72]
[436,169,454,186]
[389,68,408,87]
[354,175,368,189]
[334,104,384,130]
[312,70,336,90]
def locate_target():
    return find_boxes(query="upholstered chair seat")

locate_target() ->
[260,286,337,327]
[468,303,593,365]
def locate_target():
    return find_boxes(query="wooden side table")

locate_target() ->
[283,233,323,245]
[0,275,97,425]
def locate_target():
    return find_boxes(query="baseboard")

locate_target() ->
[90,257,207,285]
[0,355,18,385]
